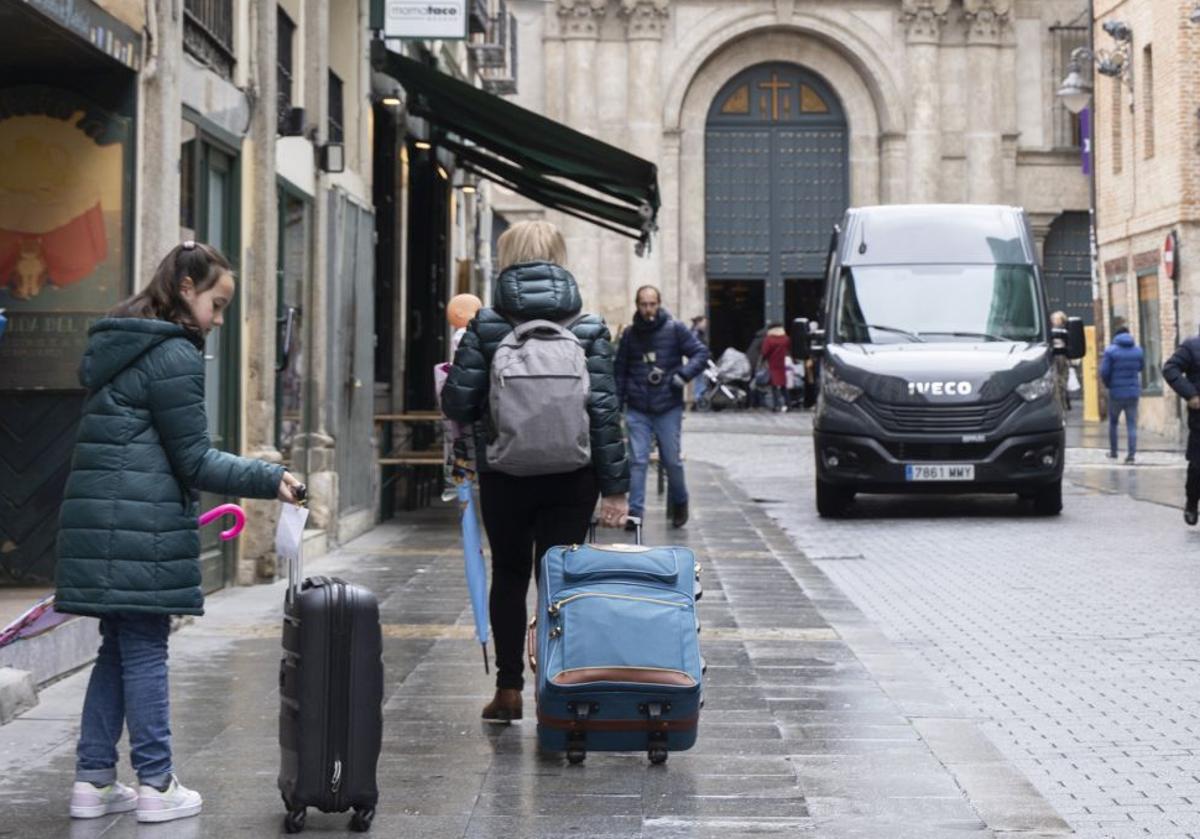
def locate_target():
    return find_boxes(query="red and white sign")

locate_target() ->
[1163,232,1178,280]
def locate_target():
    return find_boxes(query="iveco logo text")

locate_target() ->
[908,381,973,396]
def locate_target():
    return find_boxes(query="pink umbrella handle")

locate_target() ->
[198,503,247,541]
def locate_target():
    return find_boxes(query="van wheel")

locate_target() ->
[1031,481,1062,516]
[816,480,854,518]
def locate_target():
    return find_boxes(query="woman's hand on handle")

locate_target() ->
[277,471,304,504]
[599,494,629,528]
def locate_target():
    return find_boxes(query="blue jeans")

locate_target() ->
[627,406,687,516]
[76,613,173,787]
[1109,396,1139,457]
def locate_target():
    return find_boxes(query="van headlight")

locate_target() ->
[1015,366,1056,402]
[822,365,863,403]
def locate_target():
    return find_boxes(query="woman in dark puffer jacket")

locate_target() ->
[442,221,629,723]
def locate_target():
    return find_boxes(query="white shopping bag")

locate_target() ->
[1067,367,1081,394]
[276,503,310,594]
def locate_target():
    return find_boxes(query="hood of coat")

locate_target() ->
[632,308,671,334]
[492,261,583,321]
[79,318,197,391]
[1114,331,1136,348]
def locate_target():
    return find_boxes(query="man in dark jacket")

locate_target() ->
[615,285,709,527]
[1100,327,1144,464]
[1163,328,1200,524]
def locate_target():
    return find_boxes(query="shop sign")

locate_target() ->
[0,86,131,390]
[384,0,467,40]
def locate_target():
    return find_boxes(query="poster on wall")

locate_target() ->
[0,86,130,390]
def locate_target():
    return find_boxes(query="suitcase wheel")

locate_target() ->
[648,745,669,765]
[566,747,587,765]
[283,808,307,834]
[349,807,375,832]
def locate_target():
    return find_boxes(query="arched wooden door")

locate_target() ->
[705,62,849,357]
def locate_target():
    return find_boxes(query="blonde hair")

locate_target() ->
[1050,310,1067,326]
[496,221,567,271]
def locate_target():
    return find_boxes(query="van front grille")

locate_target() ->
[860,394,1022,435]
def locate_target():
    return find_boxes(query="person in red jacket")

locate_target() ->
[760,323,791,412]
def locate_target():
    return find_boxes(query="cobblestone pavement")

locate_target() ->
[688,410,1200,839]
[0,443,1068,838]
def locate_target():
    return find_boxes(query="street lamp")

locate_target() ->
[1191,2,1200,24]
[1056,55,1093,116]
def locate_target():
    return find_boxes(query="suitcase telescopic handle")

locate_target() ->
[587,516,642,545]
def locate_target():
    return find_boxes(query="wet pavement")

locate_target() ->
[688,410,1200,839]
[0,452,1068,837]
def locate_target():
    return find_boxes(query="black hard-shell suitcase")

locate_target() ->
[278,517,383,833]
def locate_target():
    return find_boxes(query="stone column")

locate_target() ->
[240,0,286,582]
[962,0,1011,205]
[620,0,669,316]
[901,0,949,203]
[557,0,606,317]
[295,0,339,534]
[137,0,183,285]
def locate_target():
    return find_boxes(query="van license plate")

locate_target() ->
[905,464,975,481]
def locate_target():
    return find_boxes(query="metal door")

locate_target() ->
[705,62,848,351]
[1043,212,1093,324]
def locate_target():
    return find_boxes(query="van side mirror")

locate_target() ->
[1066,318,1085,359]
[791,318,811,360]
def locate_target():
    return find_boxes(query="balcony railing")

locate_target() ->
[470,0,518,95]
[184,0,235,79]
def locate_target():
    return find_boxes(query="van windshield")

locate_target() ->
[833,265,1044,344]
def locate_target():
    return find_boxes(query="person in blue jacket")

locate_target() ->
[1100,326,1145,464]
[615,285,709,527]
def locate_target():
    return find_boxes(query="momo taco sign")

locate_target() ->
[384,0,467,39]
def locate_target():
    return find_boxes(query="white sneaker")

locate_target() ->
[136,776,202,823]
[69,780,138,818]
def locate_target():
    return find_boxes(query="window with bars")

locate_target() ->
[184,0,235,79]
[328,70,344,144]
[1050,25,1088,149]
[277,7,296,132]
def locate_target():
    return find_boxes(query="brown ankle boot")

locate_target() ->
[481,688,523,723]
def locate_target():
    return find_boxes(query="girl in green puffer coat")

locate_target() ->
[57,242,304,824]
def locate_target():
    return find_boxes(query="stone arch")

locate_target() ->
[664,10,905,137]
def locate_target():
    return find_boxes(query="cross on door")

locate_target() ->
[758,72,792,122]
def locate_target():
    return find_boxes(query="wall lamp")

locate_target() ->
[1056,20,1134,115]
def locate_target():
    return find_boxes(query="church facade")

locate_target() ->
[505,0,1092,351]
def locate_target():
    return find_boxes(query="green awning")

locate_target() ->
[370,42,659,248]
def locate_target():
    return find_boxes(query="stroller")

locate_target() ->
[696,348,751,412]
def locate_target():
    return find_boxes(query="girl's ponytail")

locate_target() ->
[110,241,233,334]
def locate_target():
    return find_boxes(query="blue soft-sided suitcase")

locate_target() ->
[529,528,702,764]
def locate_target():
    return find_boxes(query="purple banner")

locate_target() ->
[1080,107,1091,175]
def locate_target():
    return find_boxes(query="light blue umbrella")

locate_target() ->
[457,480,490,673]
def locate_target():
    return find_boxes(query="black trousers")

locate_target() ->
[1188,462,1200,509]
[479,467,598,690]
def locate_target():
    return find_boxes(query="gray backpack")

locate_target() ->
[487,318,592,476]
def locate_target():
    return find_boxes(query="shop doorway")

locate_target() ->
[181,121,241,593]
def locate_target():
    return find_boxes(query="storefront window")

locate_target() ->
[1137,273,1162,393]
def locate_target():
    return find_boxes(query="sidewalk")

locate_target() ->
[0,463,1068,837]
